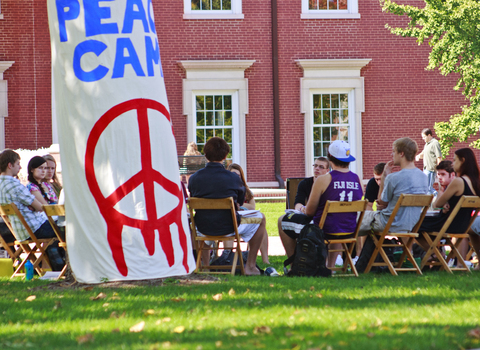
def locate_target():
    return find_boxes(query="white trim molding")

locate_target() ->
[296,59,371,180]
[183,0,244,20]
[178,60,255,175]
[0,61,14,150]
[301,0,360,19]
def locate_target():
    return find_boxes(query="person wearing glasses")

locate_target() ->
[294,157,330,214]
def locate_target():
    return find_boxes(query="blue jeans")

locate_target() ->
[35,221,65,271]
[424,169,437,196]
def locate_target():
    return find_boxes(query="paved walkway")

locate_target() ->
[235,236,285,257]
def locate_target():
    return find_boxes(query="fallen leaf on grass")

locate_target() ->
[102,303,109,308]
[90,292,107,301]
[212,293,223,301]
[163,317,171,323]
[229,328,248,337]
[339,341,348,346]
[171,297,185,302]
[83,287,93,291]
[412,291,419,295]
[173,326,185,333]
[129,321,145,333]
[215,341,222,348]
[322,330,332,337]
[109,296,121,300]
[144,309,155,316]
[285,293,293,300]
[367,332,375,338]
[162,341,172,348]
[398,325,408,334]
[111,328,120,333]
[347,323,357,331]
[468,327,480,339]
[25,295,36,302]
[243,289,250,295]
[53,301,62,310]
[253,326,271,334]
[269,284,274,288]
[76,333,94,344]
[228,288,235,296]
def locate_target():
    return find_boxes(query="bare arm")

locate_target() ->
[29,198,44,212]
[294,202,306,214]
[433,177,463,208]
[376,160,394,207]
[415,150,424,162]
[32,190,48,206]
[242,197,256,210]
[305,174,330,217]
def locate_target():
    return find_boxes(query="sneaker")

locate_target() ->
[335,256,343,267]
[352,256,359,265]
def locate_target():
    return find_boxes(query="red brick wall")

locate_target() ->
[1,0,475,181]
[0,1,52,149]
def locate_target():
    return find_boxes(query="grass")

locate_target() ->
[256,201,285,237]
[1,256,480,350]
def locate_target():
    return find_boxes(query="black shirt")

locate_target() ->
[188,162,245,236]
[294,177,314,206]
[365,177,379,203]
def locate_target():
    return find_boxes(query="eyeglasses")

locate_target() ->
[313,164,327,169]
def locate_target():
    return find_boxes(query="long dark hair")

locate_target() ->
[27,156,48,200]
[454,148,480,195]
[227,163,254,203]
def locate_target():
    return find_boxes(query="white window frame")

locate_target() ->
[0,61,14,150]
[178,60,255,175]
[183,0,244,20]
[301,0,360,19]
[0,1,3,20]
[297,59,371,179]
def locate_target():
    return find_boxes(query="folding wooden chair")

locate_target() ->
[286,177,306,210]
[0,226,22,272]
[43,204,67,279]
[188,197,245,275]
[0,203,57,278]
[419,195,480,273]
[318,199,368,277]
[364,194,433,275]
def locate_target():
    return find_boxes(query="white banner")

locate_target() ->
[47,0,194,283]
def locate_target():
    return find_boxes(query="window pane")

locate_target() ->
[196,129,205,144]
[314,142,321,157]
[214,128,222,137]
[331,94,339,109]
[206,111,213,126]
[192,0,200,10]
[224,111,232,126]
[215,111,224,126]
[205,129,214,140]
[224,95,232,109]
[328,0,338,10]
[322,127,330,141]
[339,0,348,9]
[212,0,221,9]
[323,143,329,157]
[202,0,210,10]
[313,127,320,141]
[313,110,321,125]
[197,144,204,154]
[323,110,330,124]
[224,128,232,143]
[322,94,330,109]
[313,94,321,109]
[223,0,231,10]
[340,94,348,108]
[206,95,213,110]
[215,95,222,109]
[196,112,205,126]
[332,110,339,124]
[196,95,204,110]
[339,127,349,141]
[340,109,348,123]
[309,0,318,10]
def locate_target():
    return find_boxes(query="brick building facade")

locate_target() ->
[0,0,471,186]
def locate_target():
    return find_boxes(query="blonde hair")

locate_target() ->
[43,154,62,197]
[184,142,201,156]
[227,163,253,203]
[393,137,418,162]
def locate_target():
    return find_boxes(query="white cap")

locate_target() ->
[328,140,355,162]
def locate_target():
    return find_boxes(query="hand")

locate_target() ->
[383,161,394,177]
[442,202,450,214]
[375,201,387,210]
[415,155,420,162]
[300,206,306,214]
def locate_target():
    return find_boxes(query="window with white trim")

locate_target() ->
[184,0,243,20]
[297,59,371,179]
[301,0,360,19]
[195,94,235,160]
[313,92,350,158]
[0,1,3,20]
[178,60,255,173]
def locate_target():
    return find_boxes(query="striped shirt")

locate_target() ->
[0,175,47,241]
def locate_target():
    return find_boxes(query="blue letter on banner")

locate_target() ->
[73,40,109,82]
[112,38,145,79]
[122,0,150,34]
[85,0,119,37]
[56,0,80,42]
[145,36,163,77]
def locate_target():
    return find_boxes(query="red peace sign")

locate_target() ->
[85,99,190,277]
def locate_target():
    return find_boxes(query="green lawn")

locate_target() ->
[256,201,285,237]
[1,258,480,350]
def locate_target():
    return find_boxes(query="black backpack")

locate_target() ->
[284,224,331,277]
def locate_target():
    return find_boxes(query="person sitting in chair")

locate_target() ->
[188,137,268,275]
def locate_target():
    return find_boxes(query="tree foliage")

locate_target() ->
[381,0,480,155]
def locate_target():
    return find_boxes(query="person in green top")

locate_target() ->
[415,128,442,195]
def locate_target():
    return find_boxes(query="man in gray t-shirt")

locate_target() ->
[359,137,428,236]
